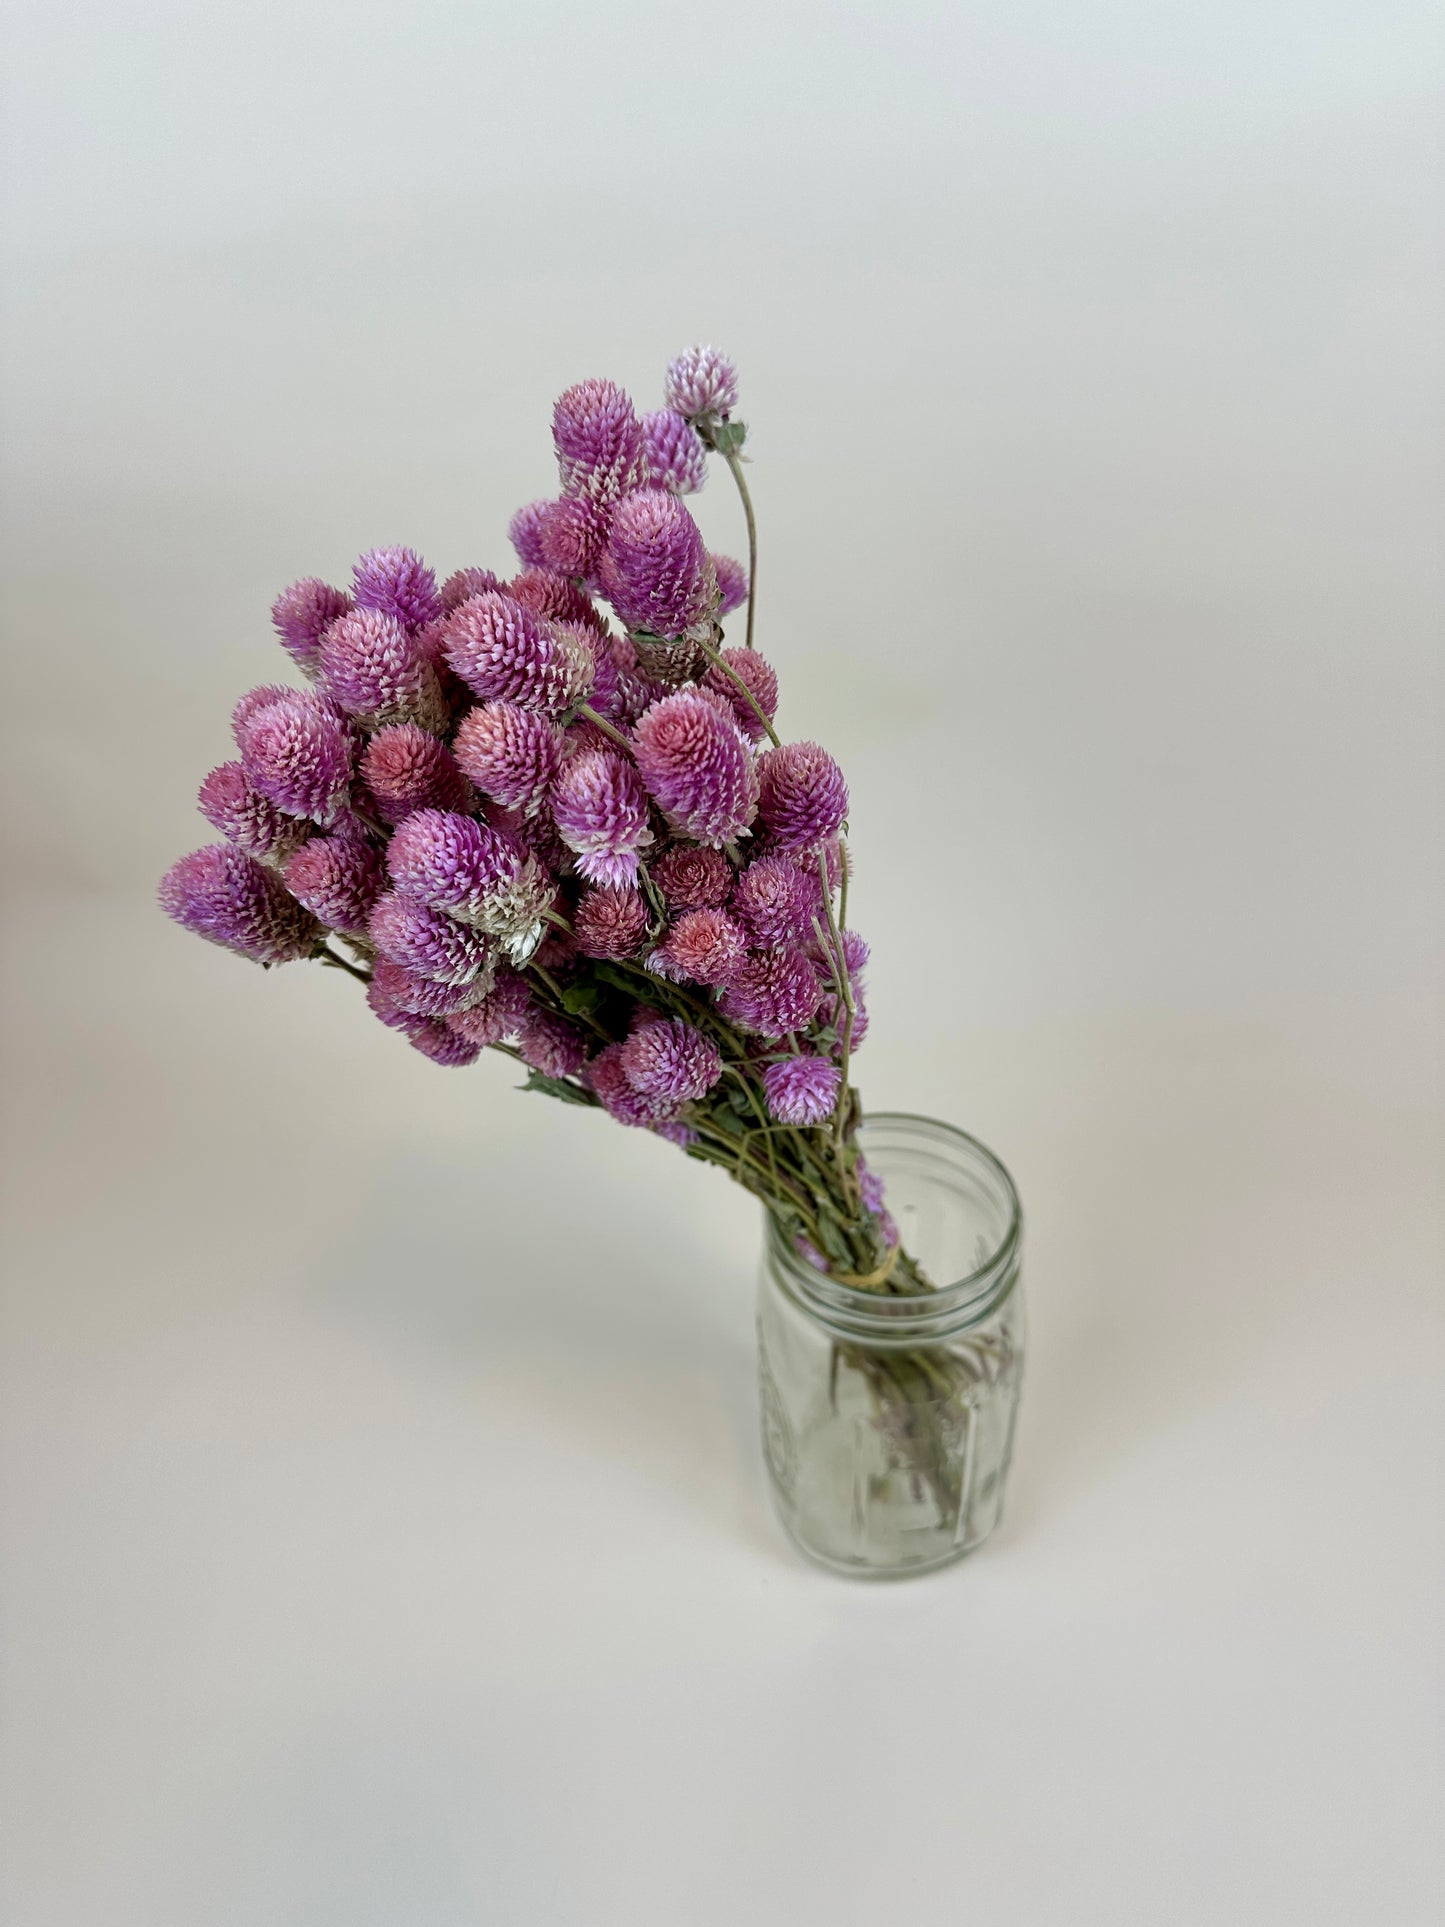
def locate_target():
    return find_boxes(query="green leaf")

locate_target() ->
[712,419,748,454]
[519,1070,596,1107]
[559,978,603,1017]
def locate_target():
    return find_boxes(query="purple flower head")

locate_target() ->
[319,608,448,732]
[762,1054,840,1125]
[507,567,607,635]
[536,496,609,578]
[387,809,523,923]
[856,1154,899,1246]
[756,740,848,852]
[283,832,384,935]
[443,591,593,714]
[653,1119,698,1148]
[820,987,869,1052]
[351,547,443,632]
[587,1041,669,1127]
[705,646,778,743]
[602,490,713,639]
[665,345,739,420]
[368,981,483,1066]
[232,681,305,744]
[270,578,352,674]
[445,969,532,1046]
[509,501,552,569]
[518,1007,587,1079]
[573,885,649,961]
[370,957,490,1019]
[731,853,816,946]
[712,553,749,617]
[647,907,746,987]
[367,891,492,986]
[640,409,708,495]
[159,844,321,964]
[651,843,734,912]
[619,1019,722,1106]
[452,702,564,813]
[550,748,651,888]
[237,697,354,825]
[571,625,621,720]
[718,944,824,1036]
[632,689,758,846]
[197,761,311,862]
[552,379,645,503]
[439,566,505,614]
[813,926,869,979]
[361,725,474,825]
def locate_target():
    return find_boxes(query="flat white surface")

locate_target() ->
[2,4,1442,1921]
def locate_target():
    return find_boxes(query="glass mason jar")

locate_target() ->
[757,1114,1024,1578]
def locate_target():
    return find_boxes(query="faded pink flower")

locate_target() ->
[756,740,848,851]
[352,547,443,632]
[445,969,533,1046]
[552,378,645,503]
[439,566,505,614]
[283,831,384,935]
[573,885,649,961]
[640,409,708,494]
[632,689,758,846]
[361,725,474,824]
[619,1019,721,1105]
[665,345,739,420]
[198,761,312,862]
[704,646,778,744]
[320,607,448,732]
[601,489,714,639]
[647,907,746,987]
[731,853,816,946]
[762,1054,840,1125]
[550,748,651,888]
[159,844,321,963]
[271,578,352,674]
[651,843,734,912]
[718,944,823,1036]
[453,702,564,813]
[237,697,354,826]
[368,891,493,985]
[518,1007,587,1079]
[444,591,592,714]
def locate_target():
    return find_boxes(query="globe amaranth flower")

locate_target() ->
[640,409,708,494]
[619,1019,722,1106]
[443,590,593,714]
[283,831,384,935]
[647,907,745,987]
[319,608,449,733]
[718,944,823,1036]
[535,495,609,578]
[650,842,734,912]
[550,748,651,888]
[270,578,352,674]
[351,546,443,632]
[160,844,321,964]
[856,1155,898,1246]
[360,724,473,824]
[712,553,749,617]
[368,891,493,986]
[518,1007,587,1079]
[704,647,777,744]
[552,378,645,503]
[387,809,524,922]
[237,697,355,825]
[587,1041,668,1127]
[439,566,504,615]
[631,689,758,846]
[509,501,552,569]
[452,701,564,813]
[731,853,816,946]
[601,490,714,639]
[444,969,533,1046]
[756,740,848,852]
[809,926,868,980]
[664,345,739,421]
[573,885,649,961]
[507,567,608,635]
[198,761,312,862]
[762,1054,840,1125]
[367,981,483,1067]
[370,956,491,1019]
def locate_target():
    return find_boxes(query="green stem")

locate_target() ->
[316,945,371,984]
[578,704,634,754]
[696,636,780,746]
[723,448,758,653]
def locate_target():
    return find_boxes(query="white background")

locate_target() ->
[2,3,1441,1921]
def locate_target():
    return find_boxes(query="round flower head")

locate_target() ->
[573,884,649,961]
[367,982,482,1066]
[159,844,321,964]
[439,566,505,614]
[810,926,869,980]
[731,853,816,946]
[319,607,448,732]
[552,378,645,503]
[508,567,608,635]
[820,987,869,1052]
[620,1019,721,1106]
[231,681,358,751]
[361,724,473,825]
[571,626,620,719]
[756,740,849,852]
[607,633,668,725]
[857,1154,899,1246]
[640,409,708,495]
[651,843,734,912]
[664,345,739,420]
[550,748,651,888]
[198,761,312,862]
[238,697,354,825]
[718,944,823,1036]
[443,590,592,714]
[712,553,749,617]
[367,891,492,986]
[602,489,714,639]
[647,907,746,987]
[536,496,608,578]
[370,957,491,1019]
[705,647,778,743]
[351,546,443,632]
[587,1040,668,1127]
[387,809,524,924]
[445,969,532,1046]
[452,702,564,813]
[509,501,552,569]
[632,688,758,846]
[283,832,384,935]
[518,1007,587,1079]
[270,578,352,674]
[762,1054,840,1125]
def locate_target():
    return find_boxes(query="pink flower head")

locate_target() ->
[360,724,474,825]
[445,969,532,1046]
[572,626,621,720]
[370,957,491,1019]
[237,697,354,826]
[509,501,552,569]
[518,1007,587,1079]
[762,1054,840,1125]
[712,553,749,617]
[508,567,607,635]
[632,689,758,846]
[319,607,448,732]
[550,748,651,888]
[283,831,384,935]
[536,496,608,577]
[814,927,869,979]
[857,1154,898,1246]
[820,987,869,1052]
[232,682,303,743]
[664,345,739,420]
[718,945,823,1036]
[619,1018,722,1106]
[647,907,746,987]
[197,761,311,862]
[731,853,816,946]
[651,843,734,912]
[640,409,708,495]
[587,1041,667,1127]
[452,701,564,813]
[351,546,443,632]
[159,844,321,964]
[367,890,492,985]
[602,490,714,639]
[366,977,480,1064]
[573,885,649,961]
[439,566,505,614]
[270,578,352,674]
[705,646,778,743]
[756,740,848,852]
[552,378,645,503]
[443,591,592,714]
[387,809,524,923]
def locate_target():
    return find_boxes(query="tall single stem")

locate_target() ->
[723,448,758,654]
[696,636,780,746]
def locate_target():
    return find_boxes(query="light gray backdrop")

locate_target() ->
[2,3,1441,1922]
